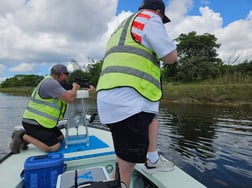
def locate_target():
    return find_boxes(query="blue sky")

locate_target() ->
[0,0,251,83]
[187,0,252,26]
[117,0,252,26]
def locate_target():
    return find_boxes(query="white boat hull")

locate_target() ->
[0,126,206,188]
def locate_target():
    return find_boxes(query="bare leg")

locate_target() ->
[114,156,135,188]
[23,134,61,152]
[148,118,158,152]
[58,134,64,141]
[143,118,175,174]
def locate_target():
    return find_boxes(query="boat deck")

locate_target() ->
[0,126,206,188]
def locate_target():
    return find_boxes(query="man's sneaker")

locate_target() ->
[9,126,27,154]
[20,140,29,150]
[142,155,175,174]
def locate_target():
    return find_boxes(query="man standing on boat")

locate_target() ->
[96,0,177,187]
[20,64,81,152]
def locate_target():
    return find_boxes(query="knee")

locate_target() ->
[58,134,64,141]
[23,134,30,142]
[49,143,61,152]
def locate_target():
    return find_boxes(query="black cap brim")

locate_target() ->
[163,15,170,23]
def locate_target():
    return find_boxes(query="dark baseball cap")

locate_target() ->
[138,0,171,23]
[51,64,69,75]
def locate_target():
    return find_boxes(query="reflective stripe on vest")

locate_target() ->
[97,12,162,101]
[23,76,67,128]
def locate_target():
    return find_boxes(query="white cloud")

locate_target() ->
[215,11,252,63]
[0,0,117,76]
[167,0,193,23]
[10,62,38,72]
[166,0,251,64]
[0,0,251,79]
[168,6,223,37]
[98,10,133,47]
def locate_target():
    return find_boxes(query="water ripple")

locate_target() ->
[1,94,252,188]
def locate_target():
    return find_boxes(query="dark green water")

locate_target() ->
[158,103,252,188]
[0,93,251,188]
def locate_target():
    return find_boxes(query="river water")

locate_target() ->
[0,92,251,188]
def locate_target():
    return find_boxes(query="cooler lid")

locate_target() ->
[24,153,64,170]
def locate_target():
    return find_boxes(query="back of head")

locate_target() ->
[50,64,68,75]
[138,0,170,23]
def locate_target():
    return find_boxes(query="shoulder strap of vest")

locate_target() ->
[104,13,159,67]
[119,14,135,46]
[31,76,52,99]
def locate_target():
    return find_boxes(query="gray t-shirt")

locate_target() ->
[39,78,66,98]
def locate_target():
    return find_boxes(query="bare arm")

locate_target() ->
[160,49,177,65]
[58,82,80,103]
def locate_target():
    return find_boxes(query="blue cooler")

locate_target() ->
[23,153,65,188]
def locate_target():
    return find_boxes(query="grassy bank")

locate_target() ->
[0,87,34,95]
[162,82,252,107]
[1,83,252,107]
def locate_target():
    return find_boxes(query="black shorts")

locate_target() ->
[107,112,155,163]
[22,121,63,146]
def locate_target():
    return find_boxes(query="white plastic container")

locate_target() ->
[76,90,89,99]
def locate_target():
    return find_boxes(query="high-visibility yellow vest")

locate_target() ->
[23,76,67,128]
[96,12,162,101]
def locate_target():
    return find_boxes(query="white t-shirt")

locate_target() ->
[97,11,176,124]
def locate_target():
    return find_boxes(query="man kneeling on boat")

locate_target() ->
[10,64,90,153]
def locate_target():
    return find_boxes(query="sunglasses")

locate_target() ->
[63,72,69,76]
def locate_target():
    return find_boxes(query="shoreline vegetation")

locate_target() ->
[162,83,252,108]
[1,83,251,108]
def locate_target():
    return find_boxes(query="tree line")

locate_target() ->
[1,31,251,88]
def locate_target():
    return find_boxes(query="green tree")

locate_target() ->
[174,31,222,82]
[0,74,43,88]
[162,63,177,81]
[67,59,103,86]
[68,69,90,83]
[217,61,252,83]
[86,59,103,85]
